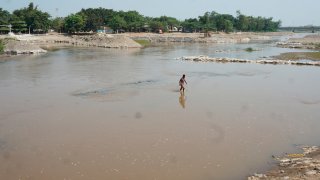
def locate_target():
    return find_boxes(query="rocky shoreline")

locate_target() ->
[4,40,47,54]
[177,55,320,67]
[248,146,320,180]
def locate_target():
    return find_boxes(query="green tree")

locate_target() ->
[122,11,145,32]
[4,5,282,34]
[33,10,51,32]
[198,12,212,32]
[109,15,126,33]
[247,16,257,31]
[223,19,233,33]
[13,2,51,33]
[236,11,249,31]
[263,18,281,31]
[0,8,11,24]
[158,16,180,32]
[0,8,12,33]
[64,14,85,33]
[78,8,115,32]
[181,18,200,32]
[51,17,65,33]
[214,14,234,32]
[148,19,167,32]
[187,10,280,33]
[256,16,265,31]
[11,20,28,33]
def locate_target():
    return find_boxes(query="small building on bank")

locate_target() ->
[97,26,113,34]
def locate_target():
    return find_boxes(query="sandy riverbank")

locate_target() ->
[277,34,320,49]
[128,32,291,43]
[0,33,142,55]
[0,32,293,56]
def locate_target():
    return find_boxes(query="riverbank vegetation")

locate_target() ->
[134,40,151,47]
[0,3,281,34]
[0,40,4,54]
[245,47,254,52]
[275,52,320,61]
[244,47,261,52]
[0,4,50,34]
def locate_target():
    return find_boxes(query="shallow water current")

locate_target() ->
[0,41,320,179]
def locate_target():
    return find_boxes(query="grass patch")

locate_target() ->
[245,47,261,52]
[244,47,255,52]
[275,52,320,61]
[0,40,4,54]
[134,39,151,47]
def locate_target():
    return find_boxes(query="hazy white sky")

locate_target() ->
[1,0,319,26]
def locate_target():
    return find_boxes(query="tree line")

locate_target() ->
[0,3,281,34]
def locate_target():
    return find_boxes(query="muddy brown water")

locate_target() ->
[0,42,320,180]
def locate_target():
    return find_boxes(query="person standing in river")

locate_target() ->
[179,74,187,93]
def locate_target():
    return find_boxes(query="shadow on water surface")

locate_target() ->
[205,112,225,144]
[0,139,6,151]
[72,87,139,101]
[72,79,159,101]
[123,79,158,86]
[0,138,11,160]
[72,88,109,97]
[298,99,320,105]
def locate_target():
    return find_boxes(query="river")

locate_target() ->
[0,37,320,179]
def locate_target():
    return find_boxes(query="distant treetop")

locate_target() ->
[0,3,281,34]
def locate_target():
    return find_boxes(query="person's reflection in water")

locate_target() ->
[179,91,186,109]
